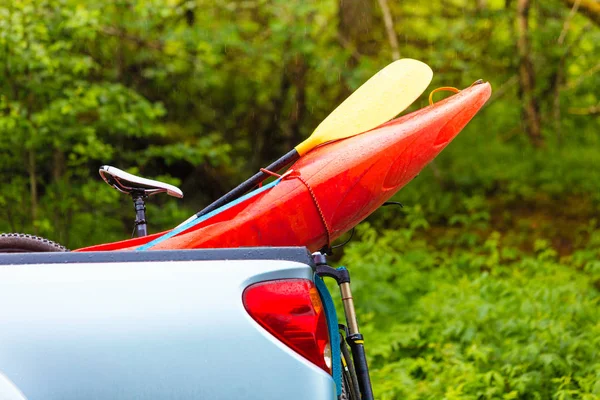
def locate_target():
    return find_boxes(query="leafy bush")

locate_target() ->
[334,221,600,399]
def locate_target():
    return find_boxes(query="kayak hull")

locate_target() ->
[77,82,491,252]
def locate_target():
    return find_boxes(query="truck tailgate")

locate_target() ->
[0,249,335,400]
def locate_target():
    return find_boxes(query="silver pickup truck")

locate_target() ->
[0,248,338,400]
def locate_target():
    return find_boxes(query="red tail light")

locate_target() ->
[242,279,331,373]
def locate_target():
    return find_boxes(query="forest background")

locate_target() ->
[1,0,599,398]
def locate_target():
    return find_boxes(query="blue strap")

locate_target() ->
[137,179,282,250]
[315,275,342,396]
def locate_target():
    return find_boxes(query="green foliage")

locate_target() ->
[0,0,166,246]
[336,222,600,399]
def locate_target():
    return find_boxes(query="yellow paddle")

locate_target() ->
[295,58,433,155]
[195,58,433,218]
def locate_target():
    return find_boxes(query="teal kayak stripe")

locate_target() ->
[137,179,282,251]
[315,275,342,396]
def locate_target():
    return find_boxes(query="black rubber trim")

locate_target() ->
[0,247,314,267]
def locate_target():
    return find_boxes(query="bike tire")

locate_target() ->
[339,341,360,400]
[340,370,350,400]
[0,233,68,253]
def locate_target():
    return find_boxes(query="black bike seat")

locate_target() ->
[99,165,183,198]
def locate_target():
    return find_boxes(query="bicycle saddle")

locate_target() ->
[99,165,183,198]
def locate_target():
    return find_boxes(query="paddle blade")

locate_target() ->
[295,58,433,156]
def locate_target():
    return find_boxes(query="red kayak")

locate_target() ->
[77,82,491,253]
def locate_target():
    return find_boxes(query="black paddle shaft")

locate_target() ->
[195,149,299,218]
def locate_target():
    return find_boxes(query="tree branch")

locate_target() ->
[516,0,543,146]
[562,61,600,91]
[100,26,164,51]
[569,103,600,115]
[561,0,600,26]
[336,33,363,63]
[377,0,400,60]
[485,75,519,106]
[558,0,582,44]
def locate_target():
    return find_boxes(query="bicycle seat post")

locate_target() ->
[131,191,148,237]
